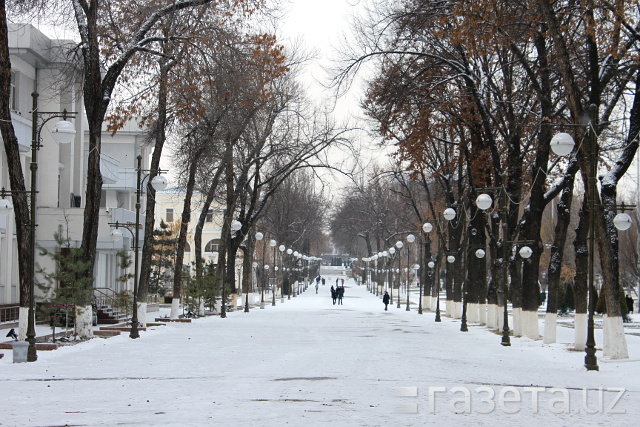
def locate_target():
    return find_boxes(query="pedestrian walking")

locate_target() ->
[322,277,325,286]
[383,291,390,311]
[315,282,319,294]
[337,286,344,305]
[331,286,337,305]
[626,295,634,313]
[341,278,344,286]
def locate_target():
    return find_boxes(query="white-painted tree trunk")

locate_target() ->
[423,296,431,311]
[199,300,205,315]
[478,303,487,325]
[18,306,28,340]
[486,304,496,329]
[543,313,557,344]
[521,310,539,340]
[603,316,629,359]
[75,305,93,338]
[513,307,522,337]
[453,301,462,319]
[445,299,452,317]
[602,314,608,351]
[170,298,181,319]
[497,305,504,331]
[137,302,147,327]
[467,303,477,323]
[574,313,587,351]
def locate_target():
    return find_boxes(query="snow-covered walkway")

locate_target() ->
[1,276,638,426]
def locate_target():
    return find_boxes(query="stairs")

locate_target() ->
[96,305,128,325]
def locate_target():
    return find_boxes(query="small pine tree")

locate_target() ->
[37,229,93,339]
[150,220,177,300]
[114,250,135,317]
[201,261,221,312]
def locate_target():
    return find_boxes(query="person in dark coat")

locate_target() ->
[322,277,325,286]
[626,295,634,313]
[331,286,337,305]
[337,286,344,305]
[383,291,390,311]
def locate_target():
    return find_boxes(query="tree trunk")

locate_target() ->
[544,176,576,344]
[138,60,171,307]
[220,139,235,317]
[466,204,487,325]
[79,0,107,289]
[242,235,255,294]
[193,165,224,288]
[0,4,33,338]
[573,197,589,350]
[596,70,640,358]
[171,152,198,318]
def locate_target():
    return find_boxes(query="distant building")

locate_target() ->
[153,189,225,268]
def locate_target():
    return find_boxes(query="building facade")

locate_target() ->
[0,25,154,324]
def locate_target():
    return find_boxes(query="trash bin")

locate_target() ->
[12,341,29,363]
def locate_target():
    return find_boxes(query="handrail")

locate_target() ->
[93,287,118,310]
[0,305,19,323]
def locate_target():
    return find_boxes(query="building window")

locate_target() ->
[204,239,221,253]
[206,209,214,223]
[166,208,174,223]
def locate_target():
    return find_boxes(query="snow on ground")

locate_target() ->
[1,276,638,426]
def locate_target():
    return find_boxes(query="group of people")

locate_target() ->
[331,278,345,305]
[323,277,397,311]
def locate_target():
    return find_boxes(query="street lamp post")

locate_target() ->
[270,239,277,306]
[395,240,403,308]
[549,132,633,369]
[110,156,167,338]
[363,258,369,291]
[256,232,265,309]
[406,234,415,311]
[293,251,300,296]
[428,261,439,321]
[388,248,395,304]
[443,207,467,330]
[373,254,379,295]
[287,248,293,298]
[279,245,285,303]
[475,189,511,345]
[8,93,77,362]
[421,222,433,315]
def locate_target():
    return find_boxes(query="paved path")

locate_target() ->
[0,277,638,426]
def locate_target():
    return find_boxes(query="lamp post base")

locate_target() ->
[584,349,599,371]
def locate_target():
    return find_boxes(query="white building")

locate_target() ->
[0,24,154,327]
[154,189,225,269]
